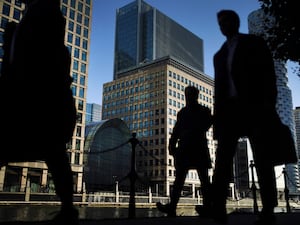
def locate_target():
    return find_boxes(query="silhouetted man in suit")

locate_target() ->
[212,10,280,224]
[157,86,213,217]
[0,0,78,224]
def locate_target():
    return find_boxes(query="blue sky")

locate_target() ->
[87,0,300,107]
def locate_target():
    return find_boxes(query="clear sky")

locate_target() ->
[87,0,300,108]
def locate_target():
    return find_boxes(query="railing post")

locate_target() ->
[250,160,258,214]
[25,178,30,202]
[283,167,291,213]
[148,186,152,203]
[82,182,86,203]
[115,181,119,203]
[128,133,138,218]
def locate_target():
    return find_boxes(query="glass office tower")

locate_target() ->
[114,0,204,79]
[0,0,92,194]
[86,103,102,123]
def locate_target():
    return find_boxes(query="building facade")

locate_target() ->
[102,56,215,196]
[103,0,214,197]
[114,0,204,79]
[248,9,300,194]
[0,0,92,193]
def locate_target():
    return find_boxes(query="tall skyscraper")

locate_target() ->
[0,0,92,193]
[103,0,215,196]
[86,103,102,123]
[294,107,300,187]
[248,9,300,194]
[114,0,204,79]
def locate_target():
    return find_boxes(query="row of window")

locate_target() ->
[103,89,164,103]
[62,0,91,12]
[168,70,212,96]
[69,57,87,74]
[72,72,86,85]
[61,2,91,24]
[104,71,165,92]
[139,168,201,180]
[168,80,213,102]
[138,158,164,167]
[103,99,165,118]
[127,128,165,139]
[71,85,85,99]
[2,2,22,21]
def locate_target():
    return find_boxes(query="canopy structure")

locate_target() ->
[84,118,132,192]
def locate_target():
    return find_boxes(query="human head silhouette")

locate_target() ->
[217,10,240,39]
[185,86,199,105]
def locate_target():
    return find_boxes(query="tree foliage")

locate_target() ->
[258,0,300,64]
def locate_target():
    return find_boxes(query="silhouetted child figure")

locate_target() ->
[0,0,78,224]
[156,86,213,217]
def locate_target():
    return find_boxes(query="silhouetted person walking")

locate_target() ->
[212,10,281,224]
[156,86,213,217]
[0,0,78,224]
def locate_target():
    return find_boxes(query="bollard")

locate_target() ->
[283,168,291,213]
[250,160,258,214]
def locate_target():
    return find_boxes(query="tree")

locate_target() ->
[258,0,300,65]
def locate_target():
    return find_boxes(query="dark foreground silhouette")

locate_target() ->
[0,0,78,224]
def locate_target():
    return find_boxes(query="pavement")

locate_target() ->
[0,211,300,225]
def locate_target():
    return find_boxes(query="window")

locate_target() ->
[81,63,86,73]
[78,99,84,110]
[81,51,87,61]
[61,5,67,16]
[74,153,80,165]
[1,17,8,29]
[74,48,79,59]
[80,75,85,85]
[13,9,21,20]
[73,60,79,71]
[2,4,10,16]
[67,33,73,44]
[83,28,88,38]
[85,5,91,16]
[75,36,81,46]
[71,85,77,96]
[84,17,89,27]
[78,2,83,12]
[68,21,74,32]
[72,72,78,83]
[69,9,75,20]
[15,0,22,7]
[77,13,82,24]
[71,0,76,8]
[79,87,84,98]
[76,126,82,137]
[82,40,87,49]
[76,24,81,35]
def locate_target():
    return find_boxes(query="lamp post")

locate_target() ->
[128,133,139,218]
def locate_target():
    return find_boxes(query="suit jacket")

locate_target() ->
[170,103,213,169]
[213,33,278,139]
